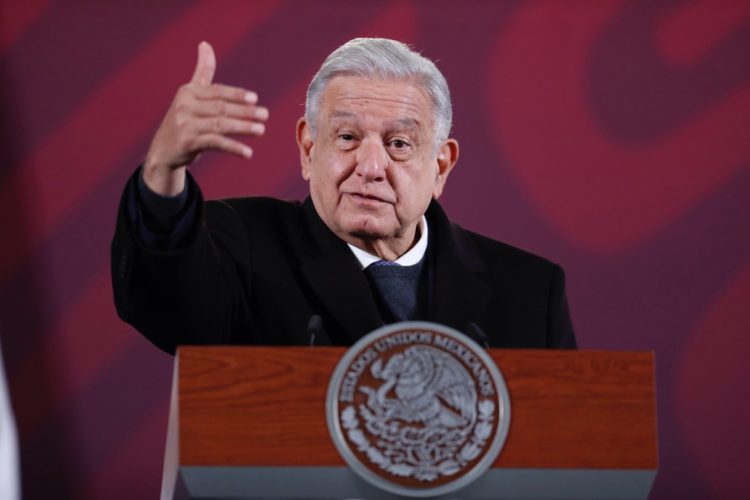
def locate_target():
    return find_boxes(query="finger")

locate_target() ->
[190,41,216,86]
[191,100,270,122]
[192,83,258,104]
[193,133,253,159]
[194,116,267,136]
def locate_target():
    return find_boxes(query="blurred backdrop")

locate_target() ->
[1,0,748,498]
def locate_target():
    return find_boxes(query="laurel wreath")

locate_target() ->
[341,399,496,482]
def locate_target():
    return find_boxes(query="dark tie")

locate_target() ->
[365,260,422,321]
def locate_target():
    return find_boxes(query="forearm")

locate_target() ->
[112,170,253,353]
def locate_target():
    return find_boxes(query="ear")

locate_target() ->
[432,138,459,199]
[296,117,314,180]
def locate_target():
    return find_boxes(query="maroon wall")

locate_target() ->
[1,1,748,498]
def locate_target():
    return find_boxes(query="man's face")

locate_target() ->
[297,75,458,257]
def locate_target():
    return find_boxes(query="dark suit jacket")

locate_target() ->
[111,178,576,354]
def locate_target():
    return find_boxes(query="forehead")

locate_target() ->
[319,76,433,129]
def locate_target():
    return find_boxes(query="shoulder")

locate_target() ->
[207,196,302,217]
[427,202,562,302]
[427,201,559,276]
[464,226,561,290]
[466,228,558,275]
[203,196,304,232]
[458,227,570,328]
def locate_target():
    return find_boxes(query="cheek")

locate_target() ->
[394,172,435,211]
[408,165,439,195]
[310,159,336,187]
[315,152,352,184]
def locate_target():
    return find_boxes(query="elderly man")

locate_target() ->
[111,38,576,354]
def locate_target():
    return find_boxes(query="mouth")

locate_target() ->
[344,192,394,205]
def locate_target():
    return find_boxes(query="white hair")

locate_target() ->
[305,38,453,145]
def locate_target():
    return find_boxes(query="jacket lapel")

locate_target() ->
[296,198,490,343]
[298,199,384,343]
[427,202,491,332]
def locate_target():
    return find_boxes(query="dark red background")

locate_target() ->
[1,1,748,498]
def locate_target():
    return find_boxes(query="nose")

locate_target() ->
[355,138,387,182]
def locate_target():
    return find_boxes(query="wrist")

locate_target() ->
[142,160,186,197]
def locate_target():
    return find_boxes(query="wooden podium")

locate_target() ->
[161,347,657,499]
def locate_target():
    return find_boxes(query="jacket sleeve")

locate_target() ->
[111,168,254,354]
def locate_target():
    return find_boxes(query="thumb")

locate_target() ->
[190,41,216,86]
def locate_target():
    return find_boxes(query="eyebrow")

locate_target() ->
[330,111,356,120]
[386,118,419,130]
[329,111,421,131]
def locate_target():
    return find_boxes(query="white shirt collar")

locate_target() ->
[348,216,429,269]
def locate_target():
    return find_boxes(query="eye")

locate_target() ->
[335,131,358,150]
[387,137,413,159]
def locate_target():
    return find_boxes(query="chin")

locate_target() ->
[338,216,394,240]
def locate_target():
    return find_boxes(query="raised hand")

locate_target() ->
[143,41,269,196]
